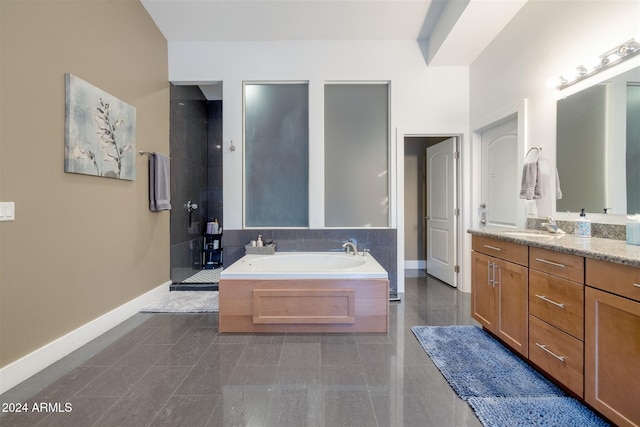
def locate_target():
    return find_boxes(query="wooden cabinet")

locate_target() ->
[471,232,640,425]
[528,248,585,397]
[529,315,584,397]
[472,236,529,357]
[585,260,640,427]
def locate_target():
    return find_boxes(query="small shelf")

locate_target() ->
[202,233,223,269]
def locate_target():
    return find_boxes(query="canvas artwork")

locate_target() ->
[65,73,136,180]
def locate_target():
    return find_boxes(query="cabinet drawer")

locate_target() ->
[530,247,584,283]
[586,258,640,303]
[529,316,584,398]
[529,270,584,340]
[472,235,528,266]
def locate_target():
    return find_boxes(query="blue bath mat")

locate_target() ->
[467,396,610,427]
[411,326,609,426]
[411,325,561,399]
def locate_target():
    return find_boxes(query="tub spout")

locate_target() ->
[342,241,358,255]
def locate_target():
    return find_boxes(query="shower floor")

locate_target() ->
[170,267,222,291]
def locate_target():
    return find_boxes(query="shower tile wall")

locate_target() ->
[170,85,212,283]
[223,229,398,294]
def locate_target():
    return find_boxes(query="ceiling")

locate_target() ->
[141,0,528,66]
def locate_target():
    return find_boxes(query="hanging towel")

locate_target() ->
[555,167,563,199]
[519,162,543,200]
[149,152,171,211]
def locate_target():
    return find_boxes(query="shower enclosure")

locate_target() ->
[169,84,223,289]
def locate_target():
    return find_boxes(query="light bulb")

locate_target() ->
[607,52,621,63]
[546,76,563,89]
[562,68,578,82]
[582,55,602,71]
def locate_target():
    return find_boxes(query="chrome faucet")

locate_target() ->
[541,216,565,234]
[342,240,358,255]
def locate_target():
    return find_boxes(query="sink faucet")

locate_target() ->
[541,216,564,234]
[342,239,358,255]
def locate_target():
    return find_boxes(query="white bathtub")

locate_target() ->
[220,251,388,280]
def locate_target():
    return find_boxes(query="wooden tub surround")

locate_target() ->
[219,278,389,333]
[219,251,390,333]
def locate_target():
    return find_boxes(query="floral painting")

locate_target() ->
[65,73,136,180]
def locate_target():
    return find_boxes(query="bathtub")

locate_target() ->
[219,252,389,333]
[220,252,388,279]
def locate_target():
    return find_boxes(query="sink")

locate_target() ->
[503,230,561,239]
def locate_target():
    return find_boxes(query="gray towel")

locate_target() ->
[149,152,171,211]
[519,162,543,200]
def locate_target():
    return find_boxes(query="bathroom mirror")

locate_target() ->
[556,65,640,215]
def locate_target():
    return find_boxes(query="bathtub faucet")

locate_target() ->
[342,239,358,255]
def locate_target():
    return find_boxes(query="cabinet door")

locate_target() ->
[495,257,529,357]
[585,287,640,427]
[471,251,496,329]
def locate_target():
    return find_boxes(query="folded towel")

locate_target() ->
[149,152,171,211]
[555,168,562,200]
[519,162,543,200]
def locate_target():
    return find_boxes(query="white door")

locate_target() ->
[426,138,457,287]
[480,117,521,229]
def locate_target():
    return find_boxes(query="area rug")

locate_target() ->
[411,325,561,399]
[140,291,219,313]
[467,396,609,427]
[411,325,609,427]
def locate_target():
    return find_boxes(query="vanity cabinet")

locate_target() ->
[471,236,529,357]
[528,247,585,397]
[585,259,640,427]
[470,231,640,425]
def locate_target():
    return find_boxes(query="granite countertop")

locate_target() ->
[468,228,640,268]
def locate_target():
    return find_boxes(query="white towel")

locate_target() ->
[519,162,543,200]
[149,152,171,211]
[555,168,562,200]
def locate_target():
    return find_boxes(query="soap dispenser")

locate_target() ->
[574,209,591,237]
[256,235,264,247]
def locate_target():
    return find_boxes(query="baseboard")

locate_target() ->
[404,260,426,269]
[0,281,170,394]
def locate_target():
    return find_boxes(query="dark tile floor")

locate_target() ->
[0,271,482,427]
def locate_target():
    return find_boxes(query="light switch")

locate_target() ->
[0,202,15,221]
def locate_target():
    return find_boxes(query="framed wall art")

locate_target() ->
[65,73,136,180]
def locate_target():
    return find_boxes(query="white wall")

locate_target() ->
[168,39,471,293]
[463,0,639,294]
[470,0,639,220]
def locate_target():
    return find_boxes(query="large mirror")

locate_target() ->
[556,65,640,216]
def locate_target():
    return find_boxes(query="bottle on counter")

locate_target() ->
[574,208,591,237]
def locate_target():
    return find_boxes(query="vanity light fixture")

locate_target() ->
[547,35,640,90]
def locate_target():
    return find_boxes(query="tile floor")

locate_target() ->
[0,271,482,427]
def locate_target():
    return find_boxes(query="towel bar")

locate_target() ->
[138,150,171,159]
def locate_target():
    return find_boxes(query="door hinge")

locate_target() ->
[454,151,460,160]
[454,208,460,216]
[454,265,460,273]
